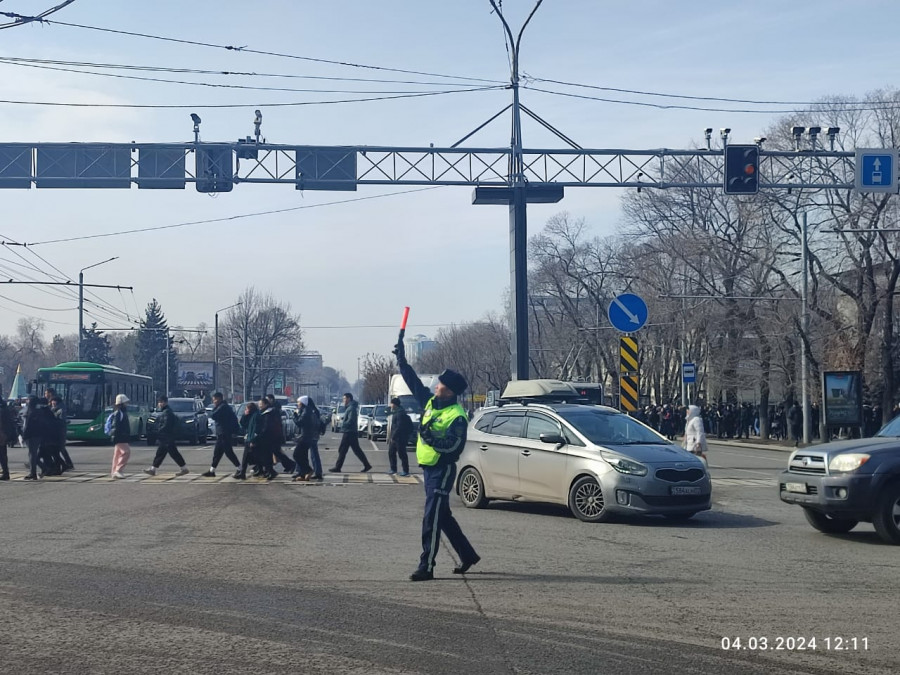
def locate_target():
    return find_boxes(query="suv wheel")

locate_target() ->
[872,483,900,545]
[803,507,858,534]
[458,467,488,509]
[568,475,611,523]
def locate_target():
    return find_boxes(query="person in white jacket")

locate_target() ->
[683,405,708,463]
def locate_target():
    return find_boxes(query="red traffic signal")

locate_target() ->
[724,145,760,195]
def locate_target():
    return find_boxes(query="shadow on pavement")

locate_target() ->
[479,500,779,529]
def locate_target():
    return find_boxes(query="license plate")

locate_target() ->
[670,486,702,496]
[785,482,807,494]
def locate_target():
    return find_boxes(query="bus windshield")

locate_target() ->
[43,382,103,420]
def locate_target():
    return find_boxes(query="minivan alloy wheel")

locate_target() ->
[568,476,611,523]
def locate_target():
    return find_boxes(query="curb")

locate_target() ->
[706,438,808,453]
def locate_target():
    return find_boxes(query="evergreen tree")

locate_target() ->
[81,323,112,364]
[134,299,178,395]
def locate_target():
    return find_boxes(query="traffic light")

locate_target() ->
[723,144,759,195]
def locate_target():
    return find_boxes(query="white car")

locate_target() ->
[358,404,375,433]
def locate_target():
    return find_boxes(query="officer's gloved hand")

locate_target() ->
[392,339,407,366]
[419,427,435,445]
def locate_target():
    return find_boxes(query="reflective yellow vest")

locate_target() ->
[416,398,467,466]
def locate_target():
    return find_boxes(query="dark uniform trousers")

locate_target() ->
[211,435,239,469]
[152,440,186,468]
[334,431,371,470]
[419,462,477,574]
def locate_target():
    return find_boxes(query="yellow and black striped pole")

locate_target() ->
[619,336,639,412]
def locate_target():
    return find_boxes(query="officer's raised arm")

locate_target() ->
[393,339,431,408]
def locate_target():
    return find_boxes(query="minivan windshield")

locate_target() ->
[557,408,669,445]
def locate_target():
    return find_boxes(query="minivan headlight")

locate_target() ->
[606,456,648,476]
[829,453,870,473]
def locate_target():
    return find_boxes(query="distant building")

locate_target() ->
[404,334,438,364]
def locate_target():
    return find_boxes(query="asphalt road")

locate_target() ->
[0,434,896,674]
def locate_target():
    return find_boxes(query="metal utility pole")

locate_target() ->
[242,314,248,403]
[214,302,242,393]
[230,331,236,400]
[77,257,118,360]
[801,212,810,445]
[487,0,545,381]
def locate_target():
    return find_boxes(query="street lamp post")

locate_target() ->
[78,256,118,361]
[214,302,242,393]
[801,212,811,445]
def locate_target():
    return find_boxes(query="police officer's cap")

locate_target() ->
[438,369,467,395]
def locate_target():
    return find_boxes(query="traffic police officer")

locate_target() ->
[394,340,480,581]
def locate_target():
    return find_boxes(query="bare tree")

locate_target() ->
[360,353,394,404]
[221,288,304,399]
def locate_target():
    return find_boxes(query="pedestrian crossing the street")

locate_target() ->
[2,471,423,486]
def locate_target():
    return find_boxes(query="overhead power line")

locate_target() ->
[0,58,498,95]
[525,75,892,108]
[523,84,900,114]
[36,18,501,84]
[0,56,496,87]
[0,85,503,109]
[0,0,76,30]
[26,186,445,246]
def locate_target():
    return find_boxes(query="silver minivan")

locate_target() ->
[457,401,711,522]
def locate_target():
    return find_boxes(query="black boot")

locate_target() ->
[409,569,434,582]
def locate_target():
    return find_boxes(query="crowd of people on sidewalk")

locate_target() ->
[633,399,899,446]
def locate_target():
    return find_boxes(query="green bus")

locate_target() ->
[36,362,154,442]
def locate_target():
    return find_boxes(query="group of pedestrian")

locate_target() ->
[15,389,74,480]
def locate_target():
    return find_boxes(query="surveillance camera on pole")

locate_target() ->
[190,113,202,143]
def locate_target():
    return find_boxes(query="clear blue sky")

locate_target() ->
[0,0,897,380]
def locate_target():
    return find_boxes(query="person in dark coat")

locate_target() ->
[0,394,17,480]
[46,388,74,471]
[110,394,132,478]
[788,402,803,447]
[234,402,262,480]
[39,397,66,476]
[265,394,295,475]
[203,392,241,477]
[290,396,318,481]
[21,396,48,480]
[329,393,372,473]
[253,397,279,480]
[387,396,412,476]
[144,395,189,476]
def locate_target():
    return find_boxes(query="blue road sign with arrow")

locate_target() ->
[608,293,649,332]
[856,148,898,193]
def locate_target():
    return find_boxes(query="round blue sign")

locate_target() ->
[607,293,649,332]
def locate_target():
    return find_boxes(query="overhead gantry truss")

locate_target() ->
[0,142,857,191]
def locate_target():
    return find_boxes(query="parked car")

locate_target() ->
[331,405,346,432]
[366,404,389,440]
[281,405,298,441]
[319,406,334,427]
[358,405,375,434]
[779,415,900,544]
[205,405,217,439]
[456,380,711,522]
[145,397,209,445]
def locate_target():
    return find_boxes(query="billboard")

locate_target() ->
[822,371,863,427]
[177,361,215,390]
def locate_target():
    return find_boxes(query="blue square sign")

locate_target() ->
[856,149,898,193]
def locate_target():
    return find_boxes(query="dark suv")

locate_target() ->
[779,415,900,544]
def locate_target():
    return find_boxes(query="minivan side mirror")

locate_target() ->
[539,432,566,446]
